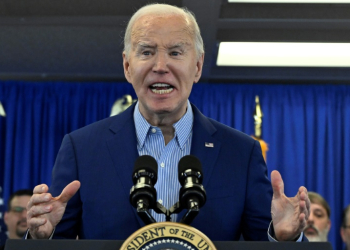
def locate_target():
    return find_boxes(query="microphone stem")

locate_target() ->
[179,199,200,225]
[136,199,157,225]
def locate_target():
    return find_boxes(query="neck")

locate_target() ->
[138,103,188,145]
[146,114,176,145]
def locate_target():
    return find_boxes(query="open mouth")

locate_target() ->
[149,83,174,94]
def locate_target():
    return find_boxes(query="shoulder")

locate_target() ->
[191,103,255,145]
[68,103,135,139]
[70,115,117,135]
[210,117,254,142]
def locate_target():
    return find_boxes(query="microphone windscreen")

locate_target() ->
[178,155,202,181]
[133,155,158,179]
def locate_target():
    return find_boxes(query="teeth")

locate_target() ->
[151,88,173,94]
[151,83,170,87]
[150,82,174,94]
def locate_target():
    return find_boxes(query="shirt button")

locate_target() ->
[160,162,165,168]
[151,128,156,133]
[158,199,163,204]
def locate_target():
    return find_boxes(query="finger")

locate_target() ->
[271,170,284,199]
[27,204,53,219]
[301,188,310,220]
[298,186,308,199]
[299,199,306,216]
[27,193,53,210]
[33,184,49,194]
[52,180,81,203]
[298,213,307,231]
[299,186,310,207]
[296,186,310,219]
[28,217,48,229]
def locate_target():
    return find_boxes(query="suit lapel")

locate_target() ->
[177,104,221,221]
[106,103,145,227]
[190,104,221,188]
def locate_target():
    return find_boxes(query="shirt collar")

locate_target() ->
[133,100,193,150]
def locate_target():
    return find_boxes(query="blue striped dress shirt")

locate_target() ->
[133,100,193,222]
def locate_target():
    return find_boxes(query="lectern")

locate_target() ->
[5,239,333,250]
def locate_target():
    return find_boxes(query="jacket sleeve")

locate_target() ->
[49,134,82,239]
[241,140,273,241]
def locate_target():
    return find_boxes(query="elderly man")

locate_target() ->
[0,189,33,249]
[341,205,350,249]
[303,192,331,242]
[26,3,309,242]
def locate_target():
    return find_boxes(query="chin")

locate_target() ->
[307,236,321,242]
[306,235,328,242]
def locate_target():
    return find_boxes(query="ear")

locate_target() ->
[341,227,346,242]
[194,53,204,84]
[4,211,9,225]
[122,52,132,84]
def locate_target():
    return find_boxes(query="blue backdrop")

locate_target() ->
[0,80,349,249]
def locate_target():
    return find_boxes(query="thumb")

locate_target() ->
[53,180,81,203]
[271,170,284,199]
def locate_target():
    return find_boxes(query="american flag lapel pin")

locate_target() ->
[205,142,214,148]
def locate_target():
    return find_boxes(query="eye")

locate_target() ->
[314,212,324,218]
[170,51,180,56]
[142,51,151,56]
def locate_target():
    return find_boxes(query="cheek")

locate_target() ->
[130,63,150,82]
[316,220,329,230]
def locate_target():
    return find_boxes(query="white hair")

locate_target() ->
[123,3,204,59]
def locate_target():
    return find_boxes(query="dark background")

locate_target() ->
[0,0,350,83]
[0,0,349,249]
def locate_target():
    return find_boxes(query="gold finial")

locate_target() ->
[110,95,137,116]
[253,95,263,139]
[0,101,6,117]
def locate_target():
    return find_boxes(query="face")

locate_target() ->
[123,14,204,124]
[304,203,331,242]
[4,195,31,239]
[341,211,350,249]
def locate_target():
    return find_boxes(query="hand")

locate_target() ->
[270,170,310,241]
[27,181,81,239]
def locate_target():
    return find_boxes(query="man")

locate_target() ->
[26,3,309,241]
[341,204,350,249]
[303,192,331,242]
[0,190,33,249]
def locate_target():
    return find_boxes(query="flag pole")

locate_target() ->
[252,96,268,162]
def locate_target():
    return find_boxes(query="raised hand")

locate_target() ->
[27,181,81,239]
[271,170,310,241]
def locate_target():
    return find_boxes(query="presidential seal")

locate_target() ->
[120,222,216,250]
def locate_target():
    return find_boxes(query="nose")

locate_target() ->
[21,212,27,219]
[152,52,169,74]
[307,212,314,224]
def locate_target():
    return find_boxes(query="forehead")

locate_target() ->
[131,14,193,45]
[11,195,31,206]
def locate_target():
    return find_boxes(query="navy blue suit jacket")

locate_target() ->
[50,103,273,240]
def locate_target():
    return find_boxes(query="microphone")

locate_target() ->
[177,155,206,224]
[129,155,158,224]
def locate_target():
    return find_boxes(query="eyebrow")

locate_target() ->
[136,43,156,49]
[168,42,190,50]
[136,42,190,50]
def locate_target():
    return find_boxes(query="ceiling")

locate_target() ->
[0,0,350,83]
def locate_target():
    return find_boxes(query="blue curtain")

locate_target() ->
[0,80,349,250]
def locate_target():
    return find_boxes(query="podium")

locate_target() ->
[5,239,333,250]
